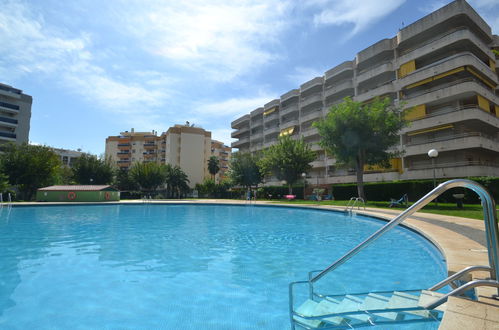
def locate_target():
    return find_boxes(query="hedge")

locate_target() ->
[330,177,498,204]
[257,185,305,199]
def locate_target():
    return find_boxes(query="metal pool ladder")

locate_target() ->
[289,179,499,329]
[344,197,365,214]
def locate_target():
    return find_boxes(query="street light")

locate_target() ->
[302,172,306,200]
[428,149,439,205]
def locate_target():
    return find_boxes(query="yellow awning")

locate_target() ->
[279,126,295,137]
[407,124,453,136]
[263,107,277,116]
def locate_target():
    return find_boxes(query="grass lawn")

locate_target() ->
[266,199,498,221]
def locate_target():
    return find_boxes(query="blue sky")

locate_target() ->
[1,0,498,155]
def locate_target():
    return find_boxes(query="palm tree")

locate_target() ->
[165,165,190,198]
[207,156,220,182]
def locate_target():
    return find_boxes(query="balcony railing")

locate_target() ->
[0,102,19,111]
[0,116,18,125]
[0,131,16,139]
[406,132,497,146]
[117,143,131,147]
[408,160,499,171]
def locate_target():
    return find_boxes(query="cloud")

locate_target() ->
[287,66,325,85]
[114,0,292,81]
[194,94,277,121]
[311,0,406,36]
[0,1,169,115]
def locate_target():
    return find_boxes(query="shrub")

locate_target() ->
[330,177,498,203]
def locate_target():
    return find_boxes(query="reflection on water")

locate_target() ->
[0,205,446,328]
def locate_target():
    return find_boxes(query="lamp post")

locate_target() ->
[302,172,306,200]
[428,149,439,205]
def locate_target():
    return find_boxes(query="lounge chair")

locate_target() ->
[389,194,408,208]
[323,194,333,200]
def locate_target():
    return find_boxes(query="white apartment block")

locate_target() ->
[0,83,32,145]
[231,0,499,185]
[105,125,231,188]
[52,148,83,167]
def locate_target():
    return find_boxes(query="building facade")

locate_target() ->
[231,0,499,185]
[0,83,32,145]
[105,125,231,187]
[52,148,83,167]
[210,140,232,182]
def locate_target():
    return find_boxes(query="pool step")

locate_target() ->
[293,290,445,329]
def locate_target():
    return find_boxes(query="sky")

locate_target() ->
[1,0,498,155]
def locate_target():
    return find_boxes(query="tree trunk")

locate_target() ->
[288,184,293,195]
[355,152,366,200]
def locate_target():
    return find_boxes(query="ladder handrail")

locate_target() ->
[424,279,499,310]
[428,265,491,291]
[311,179,499,284]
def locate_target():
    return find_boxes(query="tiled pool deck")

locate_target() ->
[10,199,499,329]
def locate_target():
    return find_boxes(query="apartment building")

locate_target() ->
[0,83,32,145]
[163,125,212,187]
[231,0,499,185]
[106,125,231,187]
[211,140,232,182]
[105,129,159,170]
[52,148,83,167]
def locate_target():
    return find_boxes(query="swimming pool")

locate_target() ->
[0,204,447,329]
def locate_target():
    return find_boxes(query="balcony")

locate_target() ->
[280,103,299,117]
[404,133,499,156]
[0,101,20,114]
[357,38,394,65]
[117,160,131,164]
[264,111,279,123]
[231,126,249,138]
[355,82,395,103]
[251,119,263,129]
[0,84,22,99]
[231,137,250,148]
[300,77,323,94]
[144,143,156,148]
[0,116,18,127]
[117,143,131,147]
[251,131,263,141]
[398,28,493,65]
[324,80,354,100]
[397,0,492,47]
[231,114,250,128]
[357,62,394,83]
[264,125,280,136]
[300,109,322,123]
[310,159,326,168]
[300,93,322,110]
[0,131,16,141]
[398,52,497,90]
[402,79,496,109]
[401,106,499,133]
[301,127,319,138]
[325,61,354,81]
[280,119,298,130]
[281,89,300,103]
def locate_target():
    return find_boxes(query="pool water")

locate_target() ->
[0,204,447,329]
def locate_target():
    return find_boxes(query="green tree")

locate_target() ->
[56,165,75,185]
[165,165,190,198]
[72,154,114,184]
[259,136,315,195]
[129,162,166,193]
[115,168,138,191]
[207,156,220,182]
[314,97,407,200]
[0,143,61,200]
[228,152,263,195]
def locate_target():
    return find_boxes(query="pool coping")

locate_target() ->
[3,199,498,329]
